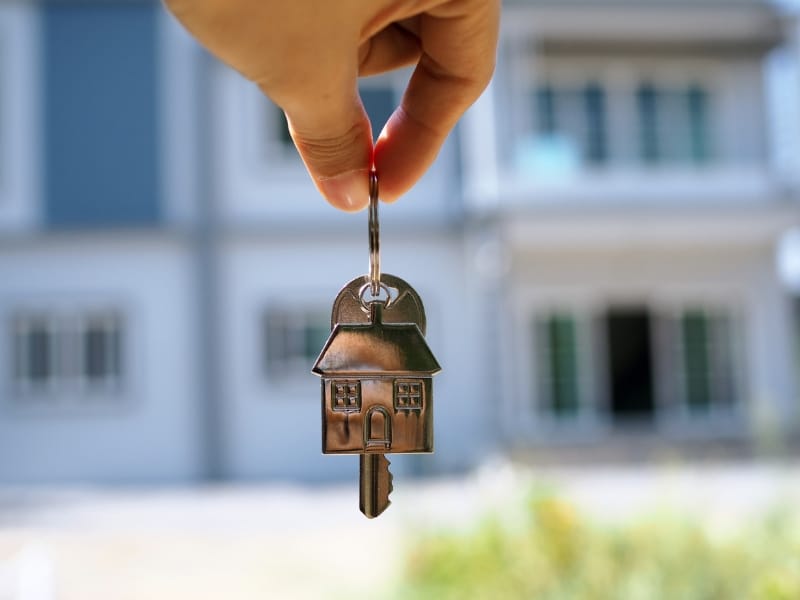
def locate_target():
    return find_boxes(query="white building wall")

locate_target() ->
[747,243,800,440]
[0,237,200,483]
[717,56,769,164]
[0,0,795,487]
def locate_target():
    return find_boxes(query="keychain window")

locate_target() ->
[332,380,361,413]
[394,379,423,411]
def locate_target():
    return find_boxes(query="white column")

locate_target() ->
[461,81,500,210]
[765,14,800,188]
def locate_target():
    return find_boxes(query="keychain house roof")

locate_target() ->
[313,303,440,455]
[311,317,441,376]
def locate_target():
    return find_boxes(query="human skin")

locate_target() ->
[164,0,500,211]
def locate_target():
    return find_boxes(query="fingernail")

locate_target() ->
[318,170,370,212]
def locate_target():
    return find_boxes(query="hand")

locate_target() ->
[164,0,500,211]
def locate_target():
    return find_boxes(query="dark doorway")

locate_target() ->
[606,308,654,423]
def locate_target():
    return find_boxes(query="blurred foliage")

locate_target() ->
[397,492,800,600]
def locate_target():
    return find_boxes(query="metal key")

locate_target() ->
[360,452,392,518]
[312,172,441,518]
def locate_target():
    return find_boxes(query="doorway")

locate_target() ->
[606,308,655,424]
[364,406,392,450]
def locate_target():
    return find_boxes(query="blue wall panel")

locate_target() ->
[44,2,160,228]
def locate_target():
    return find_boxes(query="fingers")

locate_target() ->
[166,0,499,210]
[275,71,374,212]
[294,16,422,212]
[358,22,422,77]
[374,0,500,202]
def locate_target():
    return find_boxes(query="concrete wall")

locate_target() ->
[0,237,199,483]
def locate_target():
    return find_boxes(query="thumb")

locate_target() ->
[280,83,373,212]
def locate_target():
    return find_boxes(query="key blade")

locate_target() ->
[359,454,393,519]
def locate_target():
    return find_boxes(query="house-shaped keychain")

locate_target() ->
[313,301,441,455]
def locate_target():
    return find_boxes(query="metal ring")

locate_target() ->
[368,171,380,296]
[358,281,393,309]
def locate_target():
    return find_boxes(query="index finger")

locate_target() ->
[373,0,500,202]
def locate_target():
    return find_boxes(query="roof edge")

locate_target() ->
[311,368,442,377]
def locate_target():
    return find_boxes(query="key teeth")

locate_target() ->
[359,454,393,519]
[387,457,393,498]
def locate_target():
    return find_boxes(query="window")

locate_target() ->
[638,84,659,163]
[584,83,607,165]
[13,316,55,389]
[636,83,710,165]
[653,306,739,421]
[532,83,608,167]
[12,311,124,396]
[83,314,122,385]
[263,308,330,377]
[687,85,710,163]
[679,309,735,412]
[536,86,556,135]
[332,380,361,413]
[521,65,715,172]
[394,379,423,411]
[529,306,738,428]
[534,313,580,419]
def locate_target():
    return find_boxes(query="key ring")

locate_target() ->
[368,170,380,296]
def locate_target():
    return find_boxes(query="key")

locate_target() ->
[312,171,441,518]
[313,276,440,518]
[360,454,392,518]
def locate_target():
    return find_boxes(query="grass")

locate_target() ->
[397,491,800,600]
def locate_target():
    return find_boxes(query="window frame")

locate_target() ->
[261,305,331,381]
[635,82,713,165]
[528,81,610,169]
[673,306,741,419]
[81,312,124,392]
[514,291,746,440]
[8,307,126,404]
[534,312,581,419]
[12,313,58,395]
[394,379,424,412]
[508,52,724,174]
[331,379,362,413]
[527,307,601,430]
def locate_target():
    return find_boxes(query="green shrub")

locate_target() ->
[397,492,800,600]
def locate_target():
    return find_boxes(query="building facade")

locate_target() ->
[470,0,800,458]
[0,0,798,484]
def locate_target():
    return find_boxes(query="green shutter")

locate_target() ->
[682,311,712,410]
[536,314,579,418]
[687,85,709,164]
[637,83,659,163]
[584,83,607,165]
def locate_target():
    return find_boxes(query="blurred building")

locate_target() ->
[0,0,798,484]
